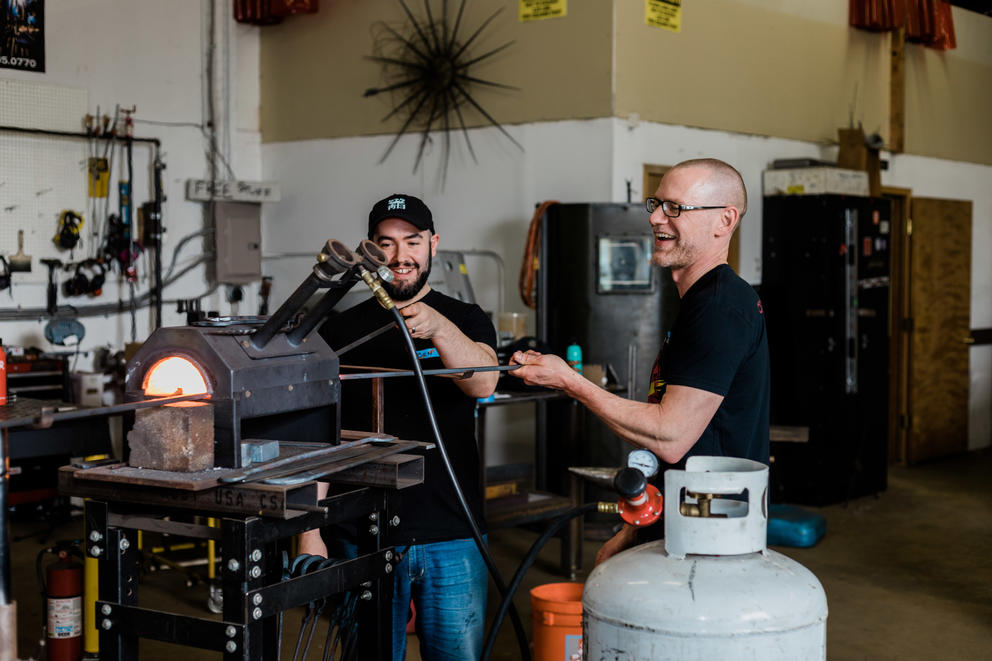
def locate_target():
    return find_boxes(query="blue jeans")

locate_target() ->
[394,537,488,661]
[325,535,487,661]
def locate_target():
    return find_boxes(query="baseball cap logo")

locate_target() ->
[387,197,406,211]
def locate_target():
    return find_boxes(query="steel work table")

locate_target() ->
[55,437,423,661]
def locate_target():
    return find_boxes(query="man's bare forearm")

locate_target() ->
[432,316,498,397]
[511,351,722,464]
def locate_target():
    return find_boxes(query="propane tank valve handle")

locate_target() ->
[614,467,648,500]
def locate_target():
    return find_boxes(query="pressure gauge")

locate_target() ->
[627,449,660,478]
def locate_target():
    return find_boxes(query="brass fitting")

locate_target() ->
[359,266,395,311]
[679,491,727,518]
[597,502,619,514]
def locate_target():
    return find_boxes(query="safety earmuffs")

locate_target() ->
[0,255,10,292]
[64,259,106,297]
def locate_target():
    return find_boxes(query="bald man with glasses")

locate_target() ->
[510,158,770,563]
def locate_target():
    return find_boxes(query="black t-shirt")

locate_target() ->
[649,264,770,468]
[319,289,496,545]
[637,264,770,543]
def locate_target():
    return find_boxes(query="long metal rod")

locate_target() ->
[0,123,161,146]
[0,393,210,430]
[333,322,397,357]
[340,364,520,381]
[261,441,420,486]
[218,437,383,484]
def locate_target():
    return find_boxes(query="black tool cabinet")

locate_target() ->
[761,193,891,505]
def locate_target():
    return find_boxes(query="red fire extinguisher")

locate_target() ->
[38,541,85,661]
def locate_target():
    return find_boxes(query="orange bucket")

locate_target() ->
[530,582,584,661]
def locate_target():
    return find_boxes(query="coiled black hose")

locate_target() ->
[389,305,532,661]
[480,502,599,661]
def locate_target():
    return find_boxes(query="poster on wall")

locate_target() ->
[519,0,566,22]
[1,0,45,72]
[645,0,681,33]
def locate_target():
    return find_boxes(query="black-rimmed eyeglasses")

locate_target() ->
[645,197,728,218]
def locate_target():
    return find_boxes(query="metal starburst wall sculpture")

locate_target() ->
[364,0,522,182]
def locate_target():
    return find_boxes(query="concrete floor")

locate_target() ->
[7,448,992,660]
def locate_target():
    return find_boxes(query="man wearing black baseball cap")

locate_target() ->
[303,193,499,660]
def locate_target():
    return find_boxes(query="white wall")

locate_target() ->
[261,118,616,323]
[262,119,614,463]
[265,117,991,458]
[0,0,260,372]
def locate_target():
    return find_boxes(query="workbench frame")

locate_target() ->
[73,481,399,660]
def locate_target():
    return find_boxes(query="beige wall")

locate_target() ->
[615,1,889,147]
[260,0,613,143]
[614,1,990,165]
[260,0,992,165]
[904,11,992,164]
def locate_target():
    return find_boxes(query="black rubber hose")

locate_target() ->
[480,502,599,661]
[389,305,532,661]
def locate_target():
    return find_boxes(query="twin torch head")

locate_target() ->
[314,238,395,309]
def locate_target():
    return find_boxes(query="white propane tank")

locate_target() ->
[583,456,827,660]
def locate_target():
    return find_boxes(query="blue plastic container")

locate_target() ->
[767,504,826,548]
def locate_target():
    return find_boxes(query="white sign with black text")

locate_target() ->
[185,179,281,203]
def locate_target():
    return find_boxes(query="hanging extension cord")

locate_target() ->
[357,266,532,661]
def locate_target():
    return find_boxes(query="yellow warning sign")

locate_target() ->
[520,0,566,22]
[645,0,681,32]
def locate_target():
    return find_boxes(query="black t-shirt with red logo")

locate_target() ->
[649,264,770,469]
[637,264,769,543]
[319,289,496,545]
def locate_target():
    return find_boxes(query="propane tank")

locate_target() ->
[44,547,84,661]
[583,456,827,660]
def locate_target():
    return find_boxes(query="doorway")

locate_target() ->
[884,189,972,465]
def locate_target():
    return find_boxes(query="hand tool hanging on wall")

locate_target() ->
[39,259,63,316]
[147,150,166,328]
[119,108,137,282]
[9,229,32,272]
[258,276,272,315]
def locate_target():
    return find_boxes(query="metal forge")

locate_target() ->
[58,239,423,660]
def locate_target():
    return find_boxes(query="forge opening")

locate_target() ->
[143,356,210,397]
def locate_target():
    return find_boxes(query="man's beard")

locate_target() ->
[652,237,694,271]
[382,251,432,302]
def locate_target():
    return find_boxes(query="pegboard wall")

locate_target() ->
[0,78,89,283]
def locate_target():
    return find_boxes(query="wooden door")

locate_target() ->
[883,187,912,465]
[906,197,972,463]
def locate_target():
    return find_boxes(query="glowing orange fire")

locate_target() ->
[143,356,209,397]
